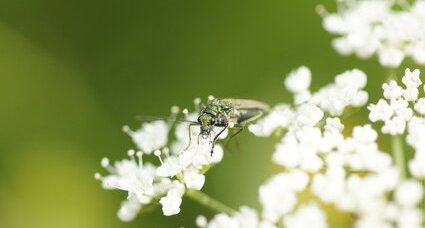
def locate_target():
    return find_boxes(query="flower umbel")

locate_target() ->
[198,67,425,228]
[96,68,425,227]
[319,0,425,67]
[96,106,226,221]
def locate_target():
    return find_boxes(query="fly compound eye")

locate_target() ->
[210,117,216,124]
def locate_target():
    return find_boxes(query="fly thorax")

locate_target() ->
[203,104,220,116]
[198,113,217,137]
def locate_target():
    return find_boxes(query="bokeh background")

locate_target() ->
[0,1,423,228]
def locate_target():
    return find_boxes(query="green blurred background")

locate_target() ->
[0,1,423,227]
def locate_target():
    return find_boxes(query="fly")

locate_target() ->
[187,98,270,155]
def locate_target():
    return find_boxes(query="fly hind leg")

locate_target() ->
[224,127,243,150]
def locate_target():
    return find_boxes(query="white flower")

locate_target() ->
[196,215,208,227]
[159,181,185,216]
[352,90,369,107]
[185,141,224,168]
[394,180,424,208]
[156,153,190,177]
[98,101,231,221]
[259,170,309,222]
[355,217,392,228]
[96,151,178,221]
[390,99,413,121]
[408,149,425,178]
[233,207,260,228]
[156,136,224,178]
[402,87,419,101]
[321,1,425,67]
[284,66,312,93]
[406,43,425,65]
[284,203,328,228]
[249,104,294,137]
[378,47,404,67]
[353,125,377,144]
[310,69,368,115]
[294,90,312,105]
[414,98,425,114]
[382,80,403,100]
[335,68,367,89]
[382,117,406,135]
[406,117,425,150]
[312,169,345,204]
[195,67,425,228]
[402,68,422,88]
[123,120,169,154]
[117,196,142,222]
[183,168,205,190]
[325,117,344,132]
[368,99,393,122]
[273,127,324,172]
[369,70,425,136]
[198,206,261,228]
[159,193,182,216]
[273,142,300,169]
[397,208,423,228]
[296,104,323,127]
[99,153,158,202]
[99,66,425,226]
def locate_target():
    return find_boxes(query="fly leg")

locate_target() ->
[224,127,243,150]
[184,123,198,151]
[210,125,228,156]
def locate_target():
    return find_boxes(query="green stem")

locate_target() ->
[386,68,397,81]
[184,189,237,215]
[386,69,407,178]
[422,179,425,227]
[391,135,407,179]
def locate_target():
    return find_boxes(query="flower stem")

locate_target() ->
[386,68,397,81]
[420,179,425,228]
[422,179,425,225]
[391,135,407,179]
[184,189,237,215]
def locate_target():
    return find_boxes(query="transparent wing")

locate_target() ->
[220,98,270,112]
[135,115,198,124]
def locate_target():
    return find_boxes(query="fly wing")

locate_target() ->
[220,98,270,112]
[219,98,270,126]
[135,115,198,124]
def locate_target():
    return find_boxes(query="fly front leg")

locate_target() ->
[210,124,228,156]
[184,123,198,151]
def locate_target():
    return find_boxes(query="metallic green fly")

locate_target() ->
[188,98,270,155]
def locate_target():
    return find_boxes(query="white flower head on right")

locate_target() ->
[319,0,425,67]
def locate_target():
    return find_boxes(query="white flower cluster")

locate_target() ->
[320,0,425,67]
[196,203,326,228]
[198,66,425,228]
[250,66,368,137]
[369,68,425,179]
[95,110,226,221]
[196,206,272,228]
[368,68,421,135]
